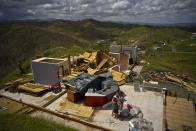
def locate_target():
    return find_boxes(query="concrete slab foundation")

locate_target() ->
[92,84,163,131]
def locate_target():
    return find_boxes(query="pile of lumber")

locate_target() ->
[111,70,126,86]
[18,83,48,94]
[166,75,196,92]
[5,75,33,92]
[73,51,116,75]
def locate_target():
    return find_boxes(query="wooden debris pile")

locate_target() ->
[143,71,196,92]
[4,75,33,92]
[73,50,116,75]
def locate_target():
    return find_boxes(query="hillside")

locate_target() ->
[142,39,196,79]
[0,19,195,84]
[0,20,119,82]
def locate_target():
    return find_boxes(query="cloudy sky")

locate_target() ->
[0,0,196,23]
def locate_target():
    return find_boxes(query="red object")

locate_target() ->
[120,52,129,71]
[112,96,118,104]
[49,82,61,89]
[86,96,108,107]
[127,104,133,110]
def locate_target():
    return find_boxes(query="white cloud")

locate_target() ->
[112,0,129,9]
[81,4,89,9]
[42,3,52,8]
[27,9,36,15]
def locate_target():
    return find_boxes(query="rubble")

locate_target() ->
[4,75,33,93]
[73,51,115,75]
[143,71,196,92]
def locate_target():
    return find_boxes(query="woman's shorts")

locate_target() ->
[112,104,118,113]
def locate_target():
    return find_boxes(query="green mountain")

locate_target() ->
[0,19,195,85]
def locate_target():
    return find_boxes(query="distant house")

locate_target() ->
[153,46,161,51]
[31,57,69,86]
[191,33,196,39]
[109,45,137,71]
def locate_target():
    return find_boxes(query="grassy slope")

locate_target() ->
[0,113,77,131]
[142,39,196,79]
[118,27,191,45]
[43,46,87,58]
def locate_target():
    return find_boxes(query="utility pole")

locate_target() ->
[120,43,123,53]
[68,55,71,75]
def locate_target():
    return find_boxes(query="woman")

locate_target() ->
[112,92,119,118]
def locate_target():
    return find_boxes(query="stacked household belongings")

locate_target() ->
[129,118,153,131]
[85,76,119,106]
[119,104,143,119]
[119,104,153,131]
[62,73,105,102]
[62,72,119,106]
